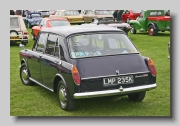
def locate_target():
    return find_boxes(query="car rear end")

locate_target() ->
[67,32,157,99]
[10,15,29,45]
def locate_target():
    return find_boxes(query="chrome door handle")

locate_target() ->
[54,60,62,65]
[39,54,42,57]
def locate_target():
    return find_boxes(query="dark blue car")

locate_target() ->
[24,12,42,28]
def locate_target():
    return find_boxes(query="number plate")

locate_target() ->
[103,75,133,86]
[10,36,19,39]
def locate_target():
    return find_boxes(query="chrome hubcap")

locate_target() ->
[59,85,67,107]
[21,68,29,83]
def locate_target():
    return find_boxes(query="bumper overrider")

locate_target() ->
[74,83,157,99]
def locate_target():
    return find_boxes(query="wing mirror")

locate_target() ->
[19,44,25,49]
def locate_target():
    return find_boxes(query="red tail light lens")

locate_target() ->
[71,65,81,85]
[23,31,28,39]
[147,58,156,76]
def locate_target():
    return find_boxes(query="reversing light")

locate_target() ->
[147,58,156,77]
[71,65,81,85]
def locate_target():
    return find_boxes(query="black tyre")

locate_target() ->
[20,63,33,85]
[148,25,157,36]
[128,91,146,102]
[57,80,75,111]
[130,24,136,34]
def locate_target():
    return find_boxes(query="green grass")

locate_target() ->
[10,28,170,116]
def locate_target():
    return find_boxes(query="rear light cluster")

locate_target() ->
[71,65,81,86]
[146,58,157,76]
[23,31,28,39]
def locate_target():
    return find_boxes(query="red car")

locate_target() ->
[122,10,141,23]
[32,18,71,39]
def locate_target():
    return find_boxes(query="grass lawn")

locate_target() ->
[10,28,170,116]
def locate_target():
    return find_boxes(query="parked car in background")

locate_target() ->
[49,10,56,15]
[89,18,131,34]
[168,42,170,58]
[31,17,71,39]
[50,10,84,25]
[121,10,141,23]
[19,25,157,111]
[36,10,50,18]
[10,15,29,45]
[81,10,114,23]
[24,12,42,28]
[129,10,170,36]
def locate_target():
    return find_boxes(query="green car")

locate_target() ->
[129,10,170,36]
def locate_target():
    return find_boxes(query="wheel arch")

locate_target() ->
[129,20,141,30]
[20,58,31,77]
[147,23,158,31]
[53,74,67,93]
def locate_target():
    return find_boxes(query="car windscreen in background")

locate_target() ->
[68,33,139,59]
[50,20,70,27]
[10,17,19,28]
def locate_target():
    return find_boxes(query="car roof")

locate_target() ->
[10,15,21,18]
[41,25,123,37]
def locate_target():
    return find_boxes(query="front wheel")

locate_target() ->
[20,63,33,85]
[128,91,146,102]
[130,24,136,34]
[57,80,75,111]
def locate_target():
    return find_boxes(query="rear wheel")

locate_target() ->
[130,24,136,34]
[148,25,157,36]
[128,91,146,102]
[57,80,75,111]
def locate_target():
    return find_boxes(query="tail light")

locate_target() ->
[71,65,81,85]
[147,58,156,77]
[23,31,28,39]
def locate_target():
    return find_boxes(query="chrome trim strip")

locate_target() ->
[29,77,54,92]
[81,71,150,80]
[74,83,157,99]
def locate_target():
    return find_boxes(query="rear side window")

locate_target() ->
[10,17,19,28]
[68,33,139,59]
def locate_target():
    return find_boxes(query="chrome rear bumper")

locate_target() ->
[74,83,157,99]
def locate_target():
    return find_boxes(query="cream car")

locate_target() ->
[10,15,29,45]
[49,10,84,25]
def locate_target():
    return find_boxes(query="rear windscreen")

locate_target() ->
[68,33,139,59]
[10,17,19,28]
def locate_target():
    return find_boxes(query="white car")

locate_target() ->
[10,15,29,45]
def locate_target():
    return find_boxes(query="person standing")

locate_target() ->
[113,10,118,20]
[117,10,124,21]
